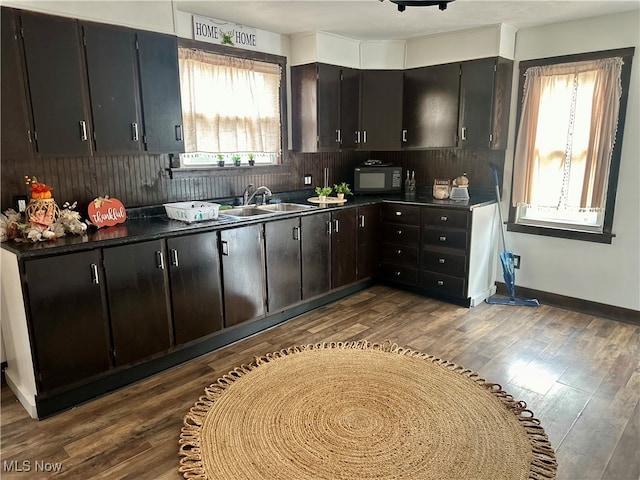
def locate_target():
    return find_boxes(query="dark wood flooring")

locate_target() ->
[1,285,638,479]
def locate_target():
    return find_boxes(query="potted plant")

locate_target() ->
[216,154,225,167]
[248,153,255,166]
[315,186,332,202]
[333,182,352,201]
[232,155,241,167]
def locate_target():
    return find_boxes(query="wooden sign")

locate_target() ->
[88,196,127,228]
[193,15,258,50]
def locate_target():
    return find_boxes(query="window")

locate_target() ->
[510,49,633,243]
[177,45,284,166]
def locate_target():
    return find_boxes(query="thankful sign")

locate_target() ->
[193,15,258,50]
[88,196,127,228]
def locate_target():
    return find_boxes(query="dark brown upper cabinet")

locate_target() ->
[82,22,143,154]
[136,31,184,153]
[358,69,404,151]
[402,63,460,149]
[292,63,345,152]
[20,10,93,155]
[1,8,33,159]
[459,57,512,150]
[340,67,360,150]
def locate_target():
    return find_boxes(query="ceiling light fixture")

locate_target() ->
[386,0,455,12]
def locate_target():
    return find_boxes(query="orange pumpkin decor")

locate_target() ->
[25,176,53,199]
[88,196,127,228]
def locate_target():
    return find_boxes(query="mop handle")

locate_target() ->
[488,163,508,253]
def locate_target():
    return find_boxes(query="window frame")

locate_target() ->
[508,47,634,244]
[171,37,290,175]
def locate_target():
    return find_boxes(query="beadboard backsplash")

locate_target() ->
[1,149,504,212]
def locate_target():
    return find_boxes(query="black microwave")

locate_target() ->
[354,166,403,194]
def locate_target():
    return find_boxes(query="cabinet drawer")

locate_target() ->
[380,263,419,286]
[422,208,469,229]
[382,204,421,225]
[382,244,419,267]
[383,224,420,246]
[420,271,466,297]
[422,228,467,250]
[421,249,467,275]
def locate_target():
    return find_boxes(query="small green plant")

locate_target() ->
[333,182,352,195]
[232,155,241,166]
[216,154,225,167]
[248,153,255,166]
[315,186,333,197]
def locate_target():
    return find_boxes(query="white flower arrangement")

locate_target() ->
[1,201,88,243]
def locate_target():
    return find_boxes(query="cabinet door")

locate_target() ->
[20,12,92,155]
[331,209,357,288]
[25,250,111,392]
[136,31,185,153]
[317,63,342,151]
[265,218,302,312]
[459,58,496,149]
[402,64,460,148]
[291,63,318,152]
[360,70,403,151]
[357,205,380,280]
[83,23,142,153]
[167,232,223,345]
[1,8,33,158]
[340,67,360,150]
[301,212,331,299]
[103,240,171,366]
[220,225,266,327]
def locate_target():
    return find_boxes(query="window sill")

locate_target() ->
[167,163,291,179]
[507,222,615,244]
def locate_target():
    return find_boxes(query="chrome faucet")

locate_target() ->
[245,185,272,205]
[242,184,255,205]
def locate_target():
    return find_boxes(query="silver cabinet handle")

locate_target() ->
[336,129,341,144]
[394,271,402,277]
[326,221,332,235]
[437,280,444,286]
[175,125,183,141]
[132,122,139,141]
[396,249,402,255]
[358,215,365,228]
[170,248,179,267]
[221,240,229,256]
[396,229,403,235]
[156,251,165,270]
[439,236,447,242]
[79,121,88,141]
[395,211,402,216]
[439,258,446,264]
[440,216,448,222]
[90,263,99,285]
[363,130,367,144]
[461,127,467,141]
[402,129,407,142]
[293,226,300,241]
[333,219,339,233]
[356,131,361,144]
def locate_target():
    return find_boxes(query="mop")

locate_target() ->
[486,163,540,307]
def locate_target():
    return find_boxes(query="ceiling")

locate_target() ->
[174,0,640,41]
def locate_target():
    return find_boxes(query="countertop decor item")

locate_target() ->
[179,340,556,480]
[307,196,347,204]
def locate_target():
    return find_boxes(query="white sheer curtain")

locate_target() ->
[178,48,282,154]
[512,58,623,212]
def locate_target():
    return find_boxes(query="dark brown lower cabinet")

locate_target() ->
[331,209,357,288]
[356,205,380,280]
[301,211,331,299]
[220,224,266,328]
[167,232,223,345]
[24,250,111,392]
[265,217,302,312]
[103,240,171,366]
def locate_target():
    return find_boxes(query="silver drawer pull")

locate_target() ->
[79,121,88,141]
[439,236,447,242]
[437,280,444,286]
[132,122,139,141]
[156,251,165,270]
[170,248,179,267]
[90,263,99,285]
[221,240,229,256]
[396,229,403,235]
[395,211,402,216]
[394,271,402,277]
[396,249,402,255]
[440,216,448,221]
[439,258,446,264]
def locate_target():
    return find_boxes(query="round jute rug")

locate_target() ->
[179,340,557,480]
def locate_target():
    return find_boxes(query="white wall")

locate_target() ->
[501,11,640,310]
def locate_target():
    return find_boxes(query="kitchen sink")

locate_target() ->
[256,202,317,212]
[223,206,278,218]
